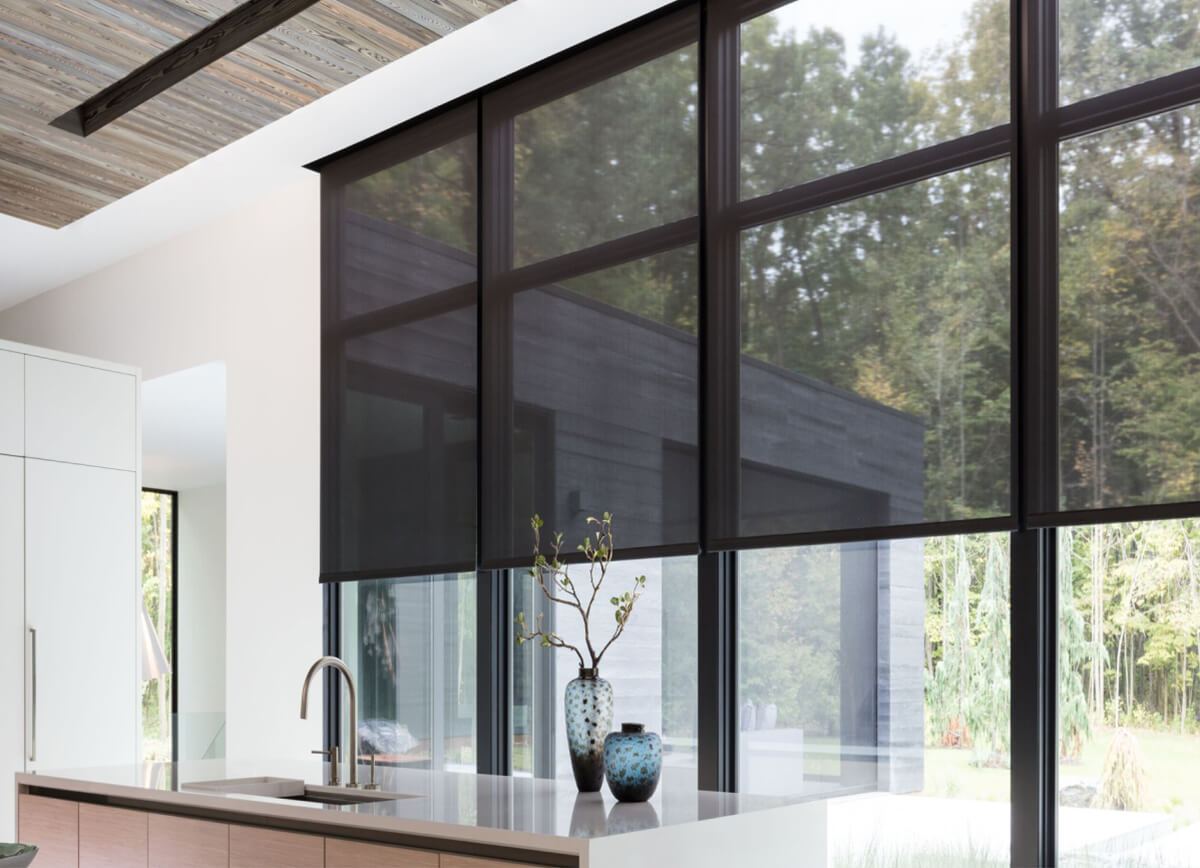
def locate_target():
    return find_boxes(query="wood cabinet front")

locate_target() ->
[324,838,438,867]
[79,803,148,868]
[18,794,552,868]
[229,825,323,868]
[149,814,229,868]
[440,856,541,868]
[17,794,78,868]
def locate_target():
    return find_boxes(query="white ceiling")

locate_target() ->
[0,0,669,313]
[142,361,228,490]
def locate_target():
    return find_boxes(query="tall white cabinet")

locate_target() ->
[0,340,139,842]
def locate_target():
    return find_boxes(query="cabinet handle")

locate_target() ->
[28,626,36,763]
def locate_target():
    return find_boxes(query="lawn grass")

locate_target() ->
[921,726,1200,827]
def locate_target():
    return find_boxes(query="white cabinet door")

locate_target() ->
[0,350,22,456]
[25,356,136,471]
[0,456,22,841]
[25,459,137,771]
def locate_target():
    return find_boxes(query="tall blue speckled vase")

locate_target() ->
[603,723,662,802]
[565,668,613,792]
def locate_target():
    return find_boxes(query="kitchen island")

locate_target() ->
[15,760,827,867]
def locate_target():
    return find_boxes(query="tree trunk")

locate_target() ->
[1090,525,1105,724]
[1181,650,1187,735]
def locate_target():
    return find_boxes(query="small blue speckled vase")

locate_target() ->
[565,668,614,792]
[603,722,662,802]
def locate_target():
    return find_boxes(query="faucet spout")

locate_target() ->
[300,655,359,787]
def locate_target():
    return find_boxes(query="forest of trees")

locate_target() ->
[926,521,1200,770]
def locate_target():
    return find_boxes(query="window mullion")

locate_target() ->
[698,550,738,792]
[475,569,511,776]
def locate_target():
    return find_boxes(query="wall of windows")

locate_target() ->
[316,0,1200,864]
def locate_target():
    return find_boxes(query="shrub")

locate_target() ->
[1097,727,1149,811]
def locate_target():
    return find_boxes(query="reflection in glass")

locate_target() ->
[328,124,478,576]
[1058,521,1200,867]
[1059,0,1200,106]
[337,312,476,573]
[342,574,476,771]
[489,247,699,560]
[341,134,476,319]
[512,46,698,265]
[512,556,696,784]
[739,0,1009,200]
[739,534,1010,865]
[739,161,1011,536]
[1059,105,1200,511]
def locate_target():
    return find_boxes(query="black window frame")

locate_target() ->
[312,0,1200,863]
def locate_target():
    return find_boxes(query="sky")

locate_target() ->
[769,0,977,67]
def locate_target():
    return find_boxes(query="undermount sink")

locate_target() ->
[279,788,400,805]
[182,776,414,806]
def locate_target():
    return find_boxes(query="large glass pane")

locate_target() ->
[512,555,697,784]
[340,133,476,319]
[326,116,478,576]
[739,0,1009,200]
[739,533,1010,865]
[511,42,698,265]
[739,161,1011,538]
[1059,106,1200,512]
[1058,521,1200,867]
[333,306,476,574]
[342,574,476,771]
[487,247,699,561]
[1060,0,1200,106]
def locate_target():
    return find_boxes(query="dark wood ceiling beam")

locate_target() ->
[51,0,325,137]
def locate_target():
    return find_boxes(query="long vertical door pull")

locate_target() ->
[27,626,36,762]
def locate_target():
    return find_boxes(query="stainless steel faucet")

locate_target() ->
[300,656,359,788]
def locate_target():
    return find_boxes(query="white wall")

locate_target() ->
[177,483,227,760]
[0,177,322,762]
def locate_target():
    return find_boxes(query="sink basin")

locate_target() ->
[184,776,307,799]
[280,788,400,805]
[182,776,415,806]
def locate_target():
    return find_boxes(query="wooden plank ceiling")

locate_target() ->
[0,0,509,228]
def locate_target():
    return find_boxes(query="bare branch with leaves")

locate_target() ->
[514,512,647,671]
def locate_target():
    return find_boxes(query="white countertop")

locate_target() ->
[16,759,829,866]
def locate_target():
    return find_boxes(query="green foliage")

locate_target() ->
[739,546,840,736]
[1059,530,1094,759]
[925,535,1012,764]
[968,536,1010,765]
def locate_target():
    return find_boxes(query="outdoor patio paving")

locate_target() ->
[826,794,1175,866]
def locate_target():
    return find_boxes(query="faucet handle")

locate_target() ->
[312,745,340,786]
[364,753,379,790]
